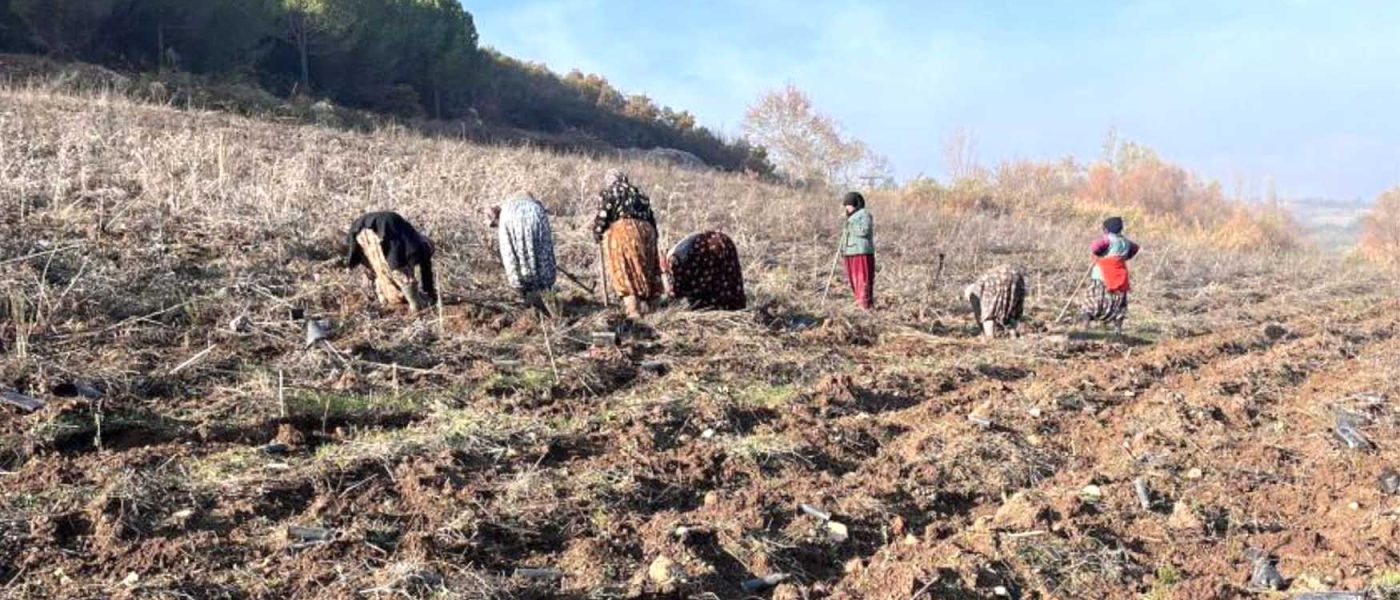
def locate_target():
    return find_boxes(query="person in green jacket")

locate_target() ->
[840,192,875,309]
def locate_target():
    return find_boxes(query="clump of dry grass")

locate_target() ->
[1010,534,1142,598]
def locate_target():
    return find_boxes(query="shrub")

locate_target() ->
[900,139,1304,252]
[1359,187,1400,267]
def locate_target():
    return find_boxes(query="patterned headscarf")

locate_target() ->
[593,170,655,242]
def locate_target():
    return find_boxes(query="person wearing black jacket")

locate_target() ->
[345,211,437,311]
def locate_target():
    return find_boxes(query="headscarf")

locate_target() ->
[1103,216,1124,235]
[606,169,629,186]
[593,170,655,242]
[842,192,866,210]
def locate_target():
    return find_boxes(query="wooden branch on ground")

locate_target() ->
[357,359,441,376]
[169,344,218,375]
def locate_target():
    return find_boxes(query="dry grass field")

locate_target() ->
[2,86,1400,599]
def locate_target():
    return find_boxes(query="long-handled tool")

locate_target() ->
[821,229,849,303]
[597,244,612,307]
[922,216,964,319]
[931,252,947,292]
[556,266,595,295]
[1054,266,1094,323]
[921,252,947,320]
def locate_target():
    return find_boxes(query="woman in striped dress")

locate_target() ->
[489,193,557,315]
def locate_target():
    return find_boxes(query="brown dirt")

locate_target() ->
[2,87,1400,600]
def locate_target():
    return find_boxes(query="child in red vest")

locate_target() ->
[1082,216,1140,333]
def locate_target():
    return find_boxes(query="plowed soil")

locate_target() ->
[2,88,1399,599]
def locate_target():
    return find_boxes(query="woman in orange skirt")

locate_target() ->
[593,170,662,319]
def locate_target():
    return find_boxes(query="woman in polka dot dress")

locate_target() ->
[663,231,747,310]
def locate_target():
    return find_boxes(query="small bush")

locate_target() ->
[1359,188,1400,268]
[899,139,1305,253]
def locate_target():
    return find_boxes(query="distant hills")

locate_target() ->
[1285,197,1372,253]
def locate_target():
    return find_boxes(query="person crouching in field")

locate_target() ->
[965,264,1027,339]
[1081,216,1140,333]
[593,170,663,319]
[840,192,876,310]
[346,211,437,311]
[662,231,747,311]
[489,193,558,316]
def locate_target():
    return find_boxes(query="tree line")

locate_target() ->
[478,50,770,174]
[0,0,770,173]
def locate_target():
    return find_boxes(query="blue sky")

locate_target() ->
[467,0,1400,201]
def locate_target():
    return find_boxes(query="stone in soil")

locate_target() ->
[1167,502,1202,531]
[648,556,677,585]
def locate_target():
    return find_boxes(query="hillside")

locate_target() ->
[2,87,1400,599]
[0,0,767,173]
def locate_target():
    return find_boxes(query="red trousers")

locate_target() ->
[843,254,875,310]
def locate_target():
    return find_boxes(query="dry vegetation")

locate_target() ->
[1360,188,1400,269]
[2,85,1400,599]
[906,140,1302,255]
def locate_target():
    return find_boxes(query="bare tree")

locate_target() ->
[943,126,979,181]
[1100,126,1119,166]
[741,84,889,188]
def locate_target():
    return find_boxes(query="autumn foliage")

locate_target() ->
[903,139,1302,252]
[1359,188,1400,267]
